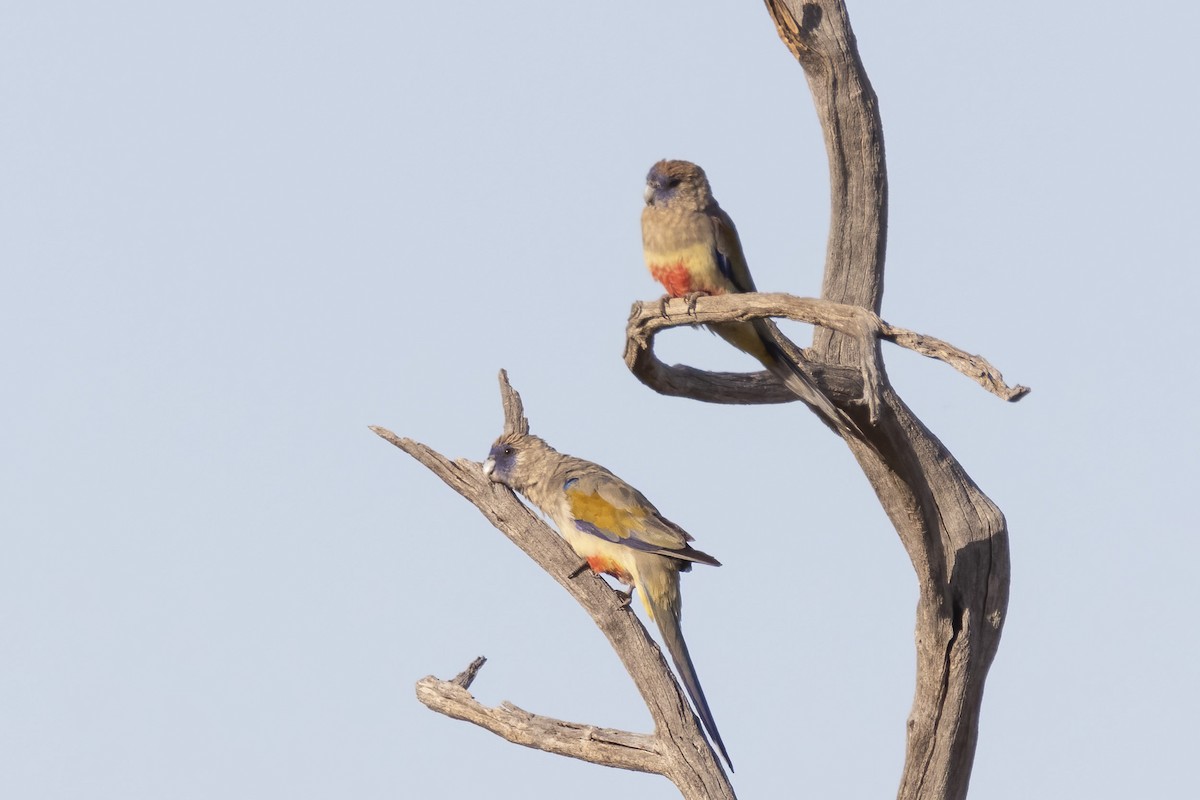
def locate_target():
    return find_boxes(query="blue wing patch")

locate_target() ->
[714,246,734,284]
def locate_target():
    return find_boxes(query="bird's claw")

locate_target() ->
[683,291,708,316]
[568,560,591,579]
[614,586,635,608]
[658,294,672,317]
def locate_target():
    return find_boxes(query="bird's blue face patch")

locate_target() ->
[645,166,681,205]
[487,442,517,482]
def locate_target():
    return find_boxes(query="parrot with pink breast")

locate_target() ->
[641,158,868,444]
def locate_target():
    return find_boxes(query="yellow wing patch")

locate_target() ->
[566,487,645,542]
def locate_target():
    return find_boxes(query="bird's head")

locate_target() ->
[482,431,546,490]
[643,159,712,211]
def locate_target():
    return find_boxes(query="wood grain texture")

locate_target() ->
[771,3,1009,798]
[625,293,1028,415]
[414,674,662,773]
[371,371,736,799]
[382,2,1017,796]
[624,2,1014,798]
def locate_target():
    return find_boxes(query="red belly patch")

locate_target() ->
[587,555,633,585]
[648,262,693,297]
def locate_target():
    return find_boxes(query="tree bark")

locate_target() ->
[625,293,1028,410]
[382,2,1017,797]
[763,4,1012,795]
[620,2,1014,798]
[371,372,737,800]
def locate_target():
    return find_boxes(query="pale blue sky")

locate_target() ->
[3,2,1197,798]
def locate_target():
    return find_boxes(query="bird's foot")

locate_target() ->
[657,294,673,317]
[568,560,591,579]
[683,291,709,316]
[614,586,635,608]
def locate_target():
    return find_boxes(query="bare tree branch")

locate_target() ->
[594,3,1024,799]
[415,671,661,773]
[625,294,1029,414]
[381,3,1016,797]
[877,322,1029,402]
[371,371,736,799]
[498,368,530,436]
[451,656,487,689]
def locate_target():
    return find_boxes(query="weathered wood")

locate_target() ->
[763,0,888,358]
[624,293,1029,414]
[383,2,1016,796]
[763,3,1012,793]
[371,372,736,800]
[415,672,662,773]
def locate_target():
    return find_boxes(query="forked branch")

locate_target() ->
[625,293,1029,417]
[371,371,735,800]
[415,673,660,772]
[615,1,1016,798]
[601,2,1014,799]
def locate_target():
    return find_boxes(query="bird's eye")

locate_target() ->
[502,446,513,456]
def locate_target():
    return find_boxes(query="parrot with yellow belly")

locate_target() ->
[641,158,868,444]
[483,430,733,771]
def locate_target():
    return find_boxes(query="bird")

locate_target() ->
[641,158,869,445]
[483,430,733,771]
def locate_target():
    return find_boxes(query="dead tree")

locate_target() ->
[373,374,739,799]
[375,2,1021,798]
[628,2,1018,797]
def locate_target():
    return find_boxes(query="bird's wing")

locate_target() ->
[563,472,691,554]
[709,205,757,293]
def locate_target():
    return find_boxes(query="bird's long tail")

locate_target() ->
[642,587,733,772]
[713,319,875,449]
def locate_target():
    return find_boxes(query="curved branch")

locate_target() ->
[625,294,1029,411]
[740,3,1012,799]
[415,671,661,773]
[877,322,1029,401]
[371,371,735,800]
[764,0,888,357]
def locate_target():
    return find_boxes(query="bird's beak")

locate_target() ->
[482,456,496,478]
[643,183,655,205]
